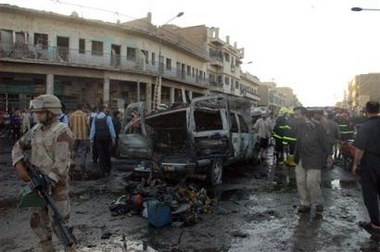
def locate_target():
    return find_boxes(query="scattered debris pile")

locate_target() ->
[109,178,216,228]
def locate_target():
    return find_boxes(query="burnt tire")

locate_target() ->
[208,158,223,186]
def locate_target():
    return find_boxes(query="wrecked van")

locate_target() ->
[118,96,260,185]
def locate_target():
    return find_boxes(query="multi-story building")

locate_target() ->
[0,4,262,113]
[348,73,380,113]
[164,25,261,107]
[273,86,301,108]
[258,82,284,114]
[0,4,210,112]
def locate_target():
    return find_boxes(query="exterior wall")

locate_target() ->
[348,73,380,113]
[0,5,210,112]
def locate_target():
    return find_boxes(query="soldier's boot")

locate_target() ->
[40,239,55,252]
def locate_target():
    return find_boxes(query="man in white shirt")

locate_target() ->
[253,111,272,161]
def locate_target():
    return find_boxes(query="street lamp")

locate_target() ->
[351,7,380,12]
[154,12,184,110]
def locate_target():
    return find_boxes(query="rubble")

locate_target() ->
[108,178,216,228]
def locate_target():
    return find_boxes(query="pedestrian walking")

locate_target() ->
[352,101,380,235]
[89,104,116,177]
[253,111,271,161]
[12,94,76,252]
[70,103,90,178]
[293,107,333,214]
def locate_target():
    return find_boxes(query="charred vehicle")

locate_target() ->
[118,96,260,185]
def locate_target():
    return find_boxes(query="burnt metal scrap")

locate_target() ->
[109,178,216,227]
[118,95,260,186]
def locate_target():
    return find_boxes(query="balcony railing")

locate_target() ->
[0,42,209,88]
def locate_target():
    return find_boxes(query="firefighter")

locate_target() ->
[273,107,288,163]
[337,112,355,141]
[284,108,297,167]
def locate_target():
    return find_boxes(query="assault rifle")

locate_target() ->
[26,161,77,248]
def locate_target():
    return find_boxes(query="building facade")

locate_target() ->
[348,73,380,113]
[0,4,211,112]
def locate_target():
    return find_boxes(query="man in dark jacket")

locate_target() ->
[353,101,380,236]
[293,107,333,214]
[89,105,116,177]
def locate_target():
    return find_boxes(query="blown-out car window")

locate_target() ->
[194,109,223,131]
[231,113,238,133]
[238,115,249,133]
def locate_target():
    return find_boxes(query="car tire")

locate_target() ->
[208,158,223,186]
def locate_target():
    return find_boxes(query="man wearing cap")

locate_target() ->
[12,94,76,252]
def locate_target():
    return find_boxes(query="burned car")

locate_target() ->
[118,96,260,185]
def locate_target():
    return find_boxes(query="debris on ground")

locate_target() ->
[108,178,216,227]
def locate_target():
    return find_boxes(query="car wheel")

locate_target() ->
[208,158,223,186]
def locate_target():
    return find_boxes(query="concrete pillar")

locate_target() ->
[137,81,141,102]
[188,91,193,101]
[46,74,54,95]
[145,82,152,113]
[181,88,186,103]
[170,87,175,105]
[103,77,110,106]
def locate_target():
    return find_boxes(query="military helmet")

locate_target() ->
[30,94,62,115]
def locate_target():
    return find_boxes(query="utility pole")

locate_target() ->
[153,12,184,111]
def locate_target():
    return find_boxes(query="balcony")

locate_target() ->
[0,42,209,88]
[210,36,224,46]
[209,56,223,68]
[209,81,223,92]
[241,90,261,101]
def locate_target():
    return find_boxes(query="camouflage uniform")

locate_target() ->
[12,106,74,246]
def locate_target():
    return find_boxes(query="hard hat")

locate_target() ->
[30,94,62,115]
[289,108,295,115]
[279,107,289,116]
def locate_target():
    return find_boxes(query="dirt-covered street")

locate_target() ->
[0,145,379,252]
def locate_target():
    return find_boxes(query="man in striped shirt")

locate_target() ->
[70,103,90,177]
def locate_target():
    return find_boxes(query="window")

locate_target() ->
[235,81,239,89]
[141,50,149,64]
[224,53,230,62]
[192,68,195,78]
[194,109,223,131]
[238,115,249,133]
[34,33,48,47]
[79,39,85,54]
[217,75,222,84]
[230,113,239,133]
[225,77,230,85]
[187,65,191,76]
[209,74,216,83]
[166,58,171,70]
[127,47,136,60]
[152,52,156,65]
[91,41,103,56]
[15,32,25,44]
[199,70,203,81]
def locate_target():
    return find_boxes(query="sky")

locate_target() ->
[1,0,380,106]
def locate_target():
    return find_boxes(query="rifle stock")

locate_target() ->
[26,161,77,247]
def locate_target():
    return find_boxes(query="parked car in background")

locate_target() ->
[118,95,260,185]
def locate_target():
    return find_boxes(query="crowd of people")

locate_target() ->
[253,102,380,237]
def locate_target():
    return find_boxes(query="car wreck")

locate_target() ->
[118,95,260,185]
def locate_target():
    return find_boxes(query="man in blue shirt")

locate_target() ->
[90,104,116,177]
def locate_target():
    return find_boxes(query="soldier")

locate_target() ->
[12,94,76,252]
